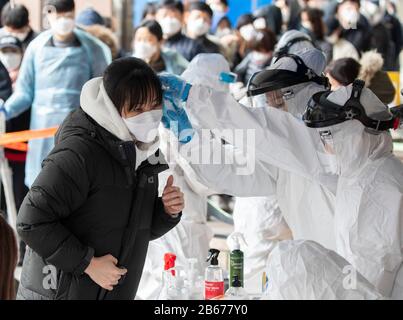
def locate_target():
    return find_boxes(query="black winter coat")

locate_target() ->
[16,108,181,300]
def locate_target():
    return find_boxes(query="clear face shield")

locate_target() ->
[248,88,289,111]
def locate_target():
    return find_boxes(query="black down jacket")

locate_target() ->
[16,108,181,300]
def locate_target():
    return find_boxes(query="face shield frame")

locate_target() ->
[303,79,400,131]
[246,54,329,109]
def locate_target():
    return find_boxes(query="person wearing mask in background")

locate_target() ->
[133,19,188,75]
[0,3,37,51]
[0,35,30,265]
[0,213,18,300]
[274,0,302,32]
[326,0,372,55]
[207,0,230,34]
[360,0,402,71]
[234,28,277,86]
[185,1,221,54]
[16,57,184,300]
[253,3,283,36]
[76,7,122,60]
[358,50,396,104]
[383,0,403,70]
[142,2,158,21]
[156,0,206,62]
[325,57,361,90]
[3,0,111,189]
[300,7,333,63]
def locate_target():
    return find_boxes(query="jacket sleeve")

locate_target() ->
[150,197,181,241]
[4,42,35,120]
[17,147,94,275]
[0,62,12,101]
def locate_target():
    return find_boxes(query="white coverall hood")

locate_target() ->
[181,53,231,92]
[264,240,384,300]
[264,48,328,118]
[318,85,394,176]
[275,30,314,55]
[80,77,159,169]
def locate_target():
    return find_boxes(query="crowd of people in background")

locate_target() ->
[0,0,402,300]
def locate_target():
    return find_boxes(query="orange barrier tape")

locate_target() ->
[4,142,28,152]
[0,127,58,146]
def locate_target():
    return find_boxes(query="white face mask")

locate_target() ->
[50,17,75,36]
[239,24,257,42]
[215,28,231,38]
[133,41,158,61]
[123,110,162,143]
[0,52,22,70]
[301,20,312,31]
[253,17,267,30]
[159,17,182,37]
[339,9,360,29]
[188,18,210,37]
[251,51,271,65]
[9,31,29,42]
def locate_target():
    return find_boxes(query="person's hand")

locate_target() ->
[162,175,184,216]
[159,73,192,102]
[84,254,127,291]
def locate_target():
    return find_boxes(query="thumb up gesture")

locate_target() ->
[162,175,184,216]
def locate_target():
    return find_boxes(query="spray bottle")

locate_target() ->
[227,232,246,287]
[224,275,249,300]
[205,249,224,300]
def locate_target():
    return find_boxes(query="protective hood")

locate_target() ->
[263,240,383,300]
[80,77,160,169]
[273,30,314,61]
[305,83,395,175]
[181,53,235,92]
[247,49,328,118]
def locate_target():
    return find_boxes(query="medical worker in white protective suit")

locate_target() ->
[159,56,403,298]
[163,49,338,293]
[272,30,315,63]
[137,54,241,299]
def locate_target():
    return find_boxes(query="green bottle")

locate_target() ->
[228,232,246,287]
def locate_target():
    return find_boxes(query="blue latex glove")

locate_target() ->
[162,96,194,144]
[159,73,192,103]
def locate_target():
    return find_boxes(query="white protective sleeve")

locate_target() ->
[184,85,336,191]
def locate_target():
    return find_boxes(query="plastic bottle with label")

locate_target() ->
[204,249,224,300]
[227,232,247,287]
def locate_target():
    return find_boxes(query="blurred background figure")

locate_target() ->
[358,50,396,104]
[142,1,158,21]
[207,0,230,34]
[234,28,277,85]
[4,0,111,189]
[76,7,122,60]
[156,0,206,61]
[325,57,361,90]
[0,213,18,300]
[299,7,333,62]
[133,19,188,74]
[0,3,37,51]
[185,1,221,54]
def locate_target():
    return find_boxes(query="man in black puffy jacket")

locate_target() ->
[16,57,184,300]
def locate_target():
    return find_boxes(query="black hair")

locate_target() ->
[1,3,29,29]
[142,2,157,20]
[103,57,163,114]
[235,13,254,30]
[250,28,277,53]
[157,0,184,14]
[136,19,163,42]
[44,0,75,13]
[188,2,213,19]
[326,58,361,86]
